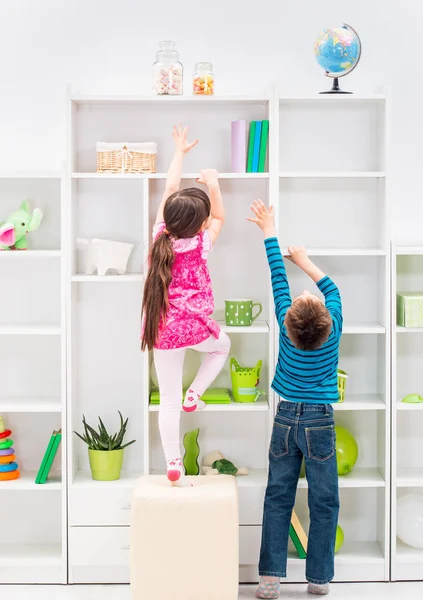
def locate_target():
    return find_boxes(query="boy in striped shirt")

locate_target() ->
[248,200,342,598]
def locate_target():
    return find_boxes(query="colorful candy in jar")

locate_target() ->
[154,65,183,95]
[193,62,215,96]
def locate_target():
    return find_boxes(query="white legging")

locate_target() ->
[153,333,231,462]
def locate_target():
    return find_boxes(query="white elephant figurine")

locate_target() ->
[77,238,134,276]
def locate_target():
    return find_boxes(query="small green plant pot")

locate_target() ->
[88,449,124,481]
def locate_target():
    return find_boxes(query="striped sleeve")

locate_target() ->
[317,275,343,337]
[264,237,292,323]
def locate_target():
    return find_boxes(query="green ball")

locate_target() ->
[335,426,359,475]
[335,524,344,553]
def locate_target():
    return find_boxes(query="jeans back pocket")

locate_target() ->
[270,422,291,459]
[305,424,335,462]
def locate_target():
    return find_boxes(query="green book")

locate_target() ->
[246,121,257,172]
[150,388,231,405]
[36,430,62,484]
[289,524,307,559]
[258,120,269,172]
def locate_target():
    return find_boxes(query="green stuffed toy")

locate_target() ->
[201,451,248,476]
[0,201,43,250]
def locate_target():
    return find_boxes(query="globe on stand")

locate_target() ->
[314,23,361,94]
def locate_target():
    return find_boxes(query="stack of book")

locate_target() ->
[231,120,269,173]
[35,429,62,484]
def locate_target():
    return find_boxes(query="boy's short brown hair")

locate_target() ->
[284,298,332,351]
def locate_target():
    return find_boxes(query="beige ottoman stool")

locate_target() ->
[130,475,239,600]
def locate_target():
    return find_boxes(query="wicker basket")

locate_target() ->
[96,142,157,174]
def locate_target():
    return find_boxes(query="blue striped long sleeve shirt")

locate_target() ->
[265,237,343,404]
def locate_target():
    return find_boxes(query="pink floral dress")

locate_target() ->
[152,221,221,350]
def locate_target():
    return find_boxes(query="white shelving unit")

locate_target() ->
[391,244,423,580]
[0,173,66,583]
[276,93,391,582]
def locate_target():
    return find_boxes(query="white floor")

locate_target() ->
[2,584,422,600]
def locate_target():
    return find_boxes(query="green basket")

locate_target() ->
[230,358,262,403]
[337,369,348,403]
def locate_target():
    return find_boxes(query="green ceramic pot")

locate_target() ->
[88,449,124,481]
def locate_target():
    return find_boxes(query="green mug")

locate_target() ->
[225,299,263,326]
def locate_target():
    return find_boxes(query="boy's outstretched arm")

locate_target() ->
[155,125,198,225]
[198,169,224,245]
[287,246,343,335]
[247,200,292,322]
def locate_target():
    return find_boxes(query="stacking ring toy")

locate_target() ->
[0,462,18,472]
[0,454,16,464]
[0,470,20,481]
[0,439,13,450]
[0,448,14,456]
[0,429,12,440]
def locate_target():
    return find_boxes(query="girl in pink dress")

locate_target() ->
[142,126,230,484]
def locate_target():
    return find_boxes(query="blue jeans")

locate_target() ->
[259,401,340,585]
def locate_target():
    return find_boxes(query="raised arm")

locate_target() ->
[197,169,224,245]
[247,200,292,321]
[286,246,343,335]
[155,126,198,225]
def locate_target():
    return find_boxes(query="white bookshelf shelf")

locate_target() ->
[0,171,61,179]
[396,325,423,333]
[0,397,61,412]
[298,468,385,489]
[71,94,268,106]
[72,172,269,180]
[279,95,386,104]
[0,250,61,258]
[0,543,62,566]
[71,274,143,283]
[396,542,423,563]
[395,246,423,255]
[281,248,386,257]
[342,322,385,334]
[220,320,269,334]
[0,471,61,490]
[279,171,385,178]
[334,395,386,411]
[397,400,423,410]
[396,468,423,487]
[0,325,61,335]
[149,397,269,412]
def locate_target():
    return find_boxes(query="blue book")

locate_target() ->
[251,121,262,172]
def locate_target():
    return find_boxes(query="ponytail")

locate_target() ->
[141,232,174,350]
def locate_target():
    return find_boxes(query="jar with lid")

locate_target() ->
[153,41,183,95]
[193,62,215,95]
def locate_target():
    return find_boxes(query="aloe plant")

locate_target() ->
[74,411,136,451]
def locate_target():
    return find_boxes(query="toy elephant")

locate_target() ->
[77,238,135,276]
[0,201,43,250]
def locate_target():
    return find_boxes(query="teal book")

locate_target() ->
[251,121,262,172]
[258,120,269,172]
[246,121,257,172]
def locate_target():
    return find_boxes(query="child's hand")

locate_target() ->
[197,169,219,188]
[285,245,310,268]
[247,200,275,237]
[173,125,198,154]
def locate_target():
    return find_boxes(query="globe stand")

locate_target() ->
[320,77,352,94]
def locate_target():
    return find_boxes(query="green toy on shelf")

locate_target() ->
[230,358,263,403]
[401,393,423,404]
[183,428,200,476]
[202,451,248,476]
[337,369,348,402]
[0,416,20,481]
[0,201,43,250]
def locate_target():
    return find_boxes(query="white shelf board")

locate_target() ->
[396,325,423,333]
[71,94,269,106]
[0,250,61,258]
[0,544,62,567]
[397,400,423,410]
[72,172,269,180]
[280,95,385,104]
[280,171,385,178]
[396,467,423,487]
[281,248,385,257]
[0,325,61,335]
[72,274,143,283]
[396,245,423,255]
[298,468,385,489]
[334,395,386,411]
[0,397,61,412]
[396,542,423,563]
[149,397,269,412]
[0,171,61,179]
[0,471,61,490]
[342,322,385,334]
[219,320,269,334]
[333,541,385,565]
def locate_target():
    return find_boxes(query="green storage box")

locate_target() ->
[149,387,231,405]
[397,292,423,328]
[230,358,262,403]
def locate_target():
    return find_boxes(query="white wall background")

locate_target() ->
[0,0,419,241]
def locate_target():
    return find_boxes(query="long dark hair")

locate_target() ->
[141,188,211,350]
